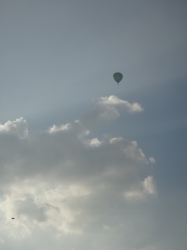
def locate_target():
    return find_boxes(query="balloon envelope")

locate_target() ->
[113,72,123,84]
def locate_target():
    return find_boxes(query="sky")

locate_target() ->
[0,0,187,249]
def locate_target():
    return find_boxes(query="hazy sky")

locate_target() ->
[0,1,187,249]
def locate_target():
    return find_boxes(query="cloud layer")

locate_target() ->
[0,96,156,249]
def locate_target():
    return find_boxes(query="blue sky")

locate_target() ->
[0,1,187,249]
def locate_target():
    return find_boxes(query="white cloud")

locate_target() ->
[124,176,156,201]
[82,95,144,128]
[149,157,156,164]
[97,95,144,113]
[0,96,155,248]
[48,123,72,133]
[0,117,28,138]
[89,138,102,147]
[143,176,157,195]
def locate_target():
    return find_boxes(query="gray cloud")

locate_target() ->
[0,96,155,243]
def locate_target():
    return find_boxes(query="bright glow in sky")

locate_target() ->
[0,1,187,249]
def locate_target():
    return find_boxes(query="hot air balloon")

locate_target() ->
[113,72,123,84]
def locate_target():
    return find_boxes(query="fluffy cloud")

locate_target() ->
[0,117,28,138]
[97,95,144,113]
[82,95,144,128]
[0,96,155,247]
